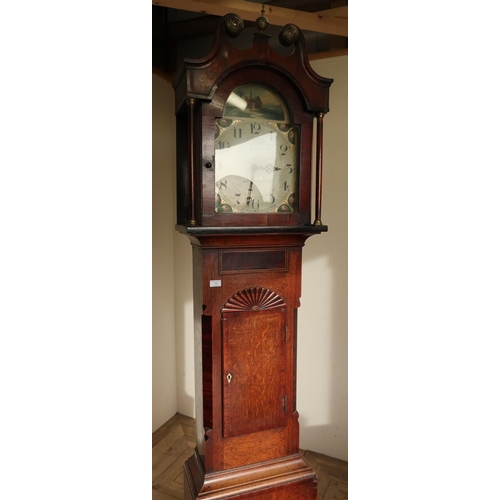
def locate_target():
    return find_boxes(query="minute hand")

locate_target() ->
[251,163,275,175]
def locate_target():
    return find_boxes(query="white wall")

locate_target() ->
[152,73,178,431]
[152,56,348,460]
[297,56,348,460]
[174,227,195,416]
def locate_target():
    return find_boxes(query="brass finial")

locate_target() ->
[279,23,299,46]
[225,14,244,37]
[256,4,269,33]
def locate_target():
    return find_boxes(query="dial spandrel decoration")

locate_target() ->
[214,84,298,214]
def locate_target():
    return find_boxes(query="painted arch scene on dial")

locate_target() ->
[214,83,298,214]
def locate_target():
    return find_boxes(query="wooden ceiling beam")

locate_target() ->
[152,0,348,36]
[316,6,348,19]
[309,47,348,60]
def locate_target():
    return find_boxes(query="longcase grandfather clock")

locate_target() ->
[172,11,333,500]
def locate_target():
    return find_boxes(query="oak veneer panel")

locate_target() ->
[222,309,286,438]
[234,479,317,500]
[222,428,286,470]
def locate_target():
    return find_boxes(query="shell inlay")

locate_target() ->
[222,287,286,313]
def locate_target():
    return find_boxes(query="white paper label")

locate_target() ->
[210,280,222,287]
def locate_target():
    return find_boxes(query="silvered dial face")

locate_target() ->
[214,118,297,213]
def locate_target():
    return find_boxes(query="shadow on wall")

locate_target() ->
[152,73,179,431]
[173,231,196,418]
[297,227,347,460]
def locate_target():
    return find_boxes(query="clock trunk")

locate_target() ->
[185,233,318,499]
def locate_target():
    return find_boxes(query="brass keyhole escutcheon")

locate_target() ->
[227,373,232,384]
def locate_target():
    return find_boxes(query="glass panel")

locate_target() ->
[223,83,291,122]
[214,84,297,214]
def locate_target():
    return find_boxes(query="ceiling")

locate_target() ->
[152,0,348,75]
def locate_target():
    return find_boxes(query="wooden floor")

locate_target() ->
[152,414,347,500]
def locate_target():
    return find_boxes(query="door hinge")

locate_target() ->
[283,395,287,412]
[284,325,287,341]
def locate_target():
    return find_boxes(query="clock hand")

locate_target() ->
[252,163,275,174]
[247,165,259,205]
[246,181,254,205]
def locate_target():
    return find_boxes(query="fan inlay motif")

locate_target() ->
[221,287,285,313]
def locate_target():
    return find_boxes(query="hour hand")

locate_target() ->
[246,181,254,205]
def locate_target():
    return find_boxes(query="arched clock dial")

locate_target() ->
[214,118,297,213]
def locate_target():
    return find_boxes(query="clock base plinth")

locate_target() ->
[184,448,318,500]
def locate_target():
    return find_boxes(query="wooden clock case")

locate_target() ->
[172,13,333,500]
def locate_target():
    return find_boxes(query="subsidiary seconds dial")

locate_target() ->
[214,119,297,213]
